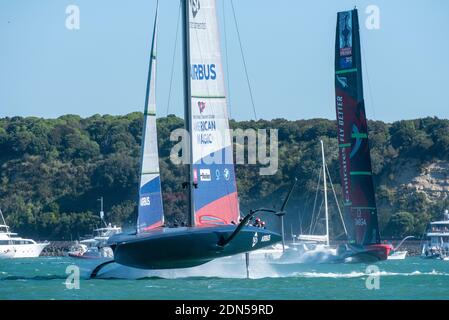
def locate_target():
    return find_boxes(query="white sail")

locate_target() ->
[187,0,239,226]
[137,2,164,232]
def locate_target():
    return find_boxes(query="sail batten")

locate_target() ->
[137,2,164,233]
[334,9,380,246]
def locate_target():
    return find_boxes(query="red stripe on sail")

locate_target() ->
[195,192,240,227]
[141,221,164,232]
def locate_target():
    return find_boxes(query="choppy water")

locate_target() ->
[1,256,449,299]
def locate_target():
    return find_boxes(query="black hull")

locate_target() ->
[332,244,392,263]
[108,225,281,269]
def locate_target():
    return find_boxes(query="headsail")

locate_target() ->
[334,9,380,246]
[137,2,164,233]
[186,0,240,226]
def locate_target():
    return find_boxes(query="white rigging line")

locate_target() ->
[325,162,348,236]
[166,2,182,116]
[360,35,377,121]
[222,0,232,118]
[308,168,322,234]
[230,0,258,120]
[312,198,324,235]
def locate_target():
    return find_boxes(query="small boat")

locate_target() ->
[421,210,449,259]
[0,209,49,258]
[291,140,347,262]
[387,251,408,260]
[386,236,414,260]
[68,196,121,260]
[68,243,114,259]
[68,224,121,259]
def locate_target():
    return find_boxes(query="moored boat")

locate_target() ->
[68,224,121,260]
[421,210,449,259]
[0,209,49,258]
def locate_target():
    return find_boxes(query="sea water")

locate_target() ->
[0,256,448,300]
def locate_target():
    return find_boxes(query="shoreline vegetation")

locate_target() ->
[0,114,448,241]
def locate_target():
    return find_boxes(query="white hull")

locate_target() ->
[387,251,407,260]
[0,243,48,259]
[68,246,114,259]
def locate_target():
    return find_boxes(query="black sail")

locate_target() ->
[334,9,380,246]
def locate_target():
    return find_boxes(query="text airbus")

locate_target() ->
[191,64,216,80]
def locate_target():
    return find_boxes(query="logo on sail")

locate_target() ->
[339,11,353,68]
[339,12,352,51]
[215,169,220,180]
[350,124,362,159]
[191,64,216,81]
[140,196,151,207]
[223,168,230,181]
[200,169,211,181]
[190,0,200,18]
[198,101,206,113]
[337,75,348,88]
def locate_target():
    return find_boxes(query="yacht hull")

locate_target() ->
[0,243,48,259]
[334,244,393,263]
[108,226,281,269]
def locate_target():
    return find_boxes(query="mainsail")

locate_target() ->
[186,0,240,226]
[334,9,380,246]
[137,3,164,233]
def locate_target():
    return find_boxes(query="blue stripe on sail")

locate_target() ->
[193,146,237,212]
[137,176,164,232]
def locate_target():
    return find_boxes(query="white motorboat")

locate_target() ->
[0,209,49,258]
[387,251,408,260]
[68,224,121,259]
[68,197,121,260]
[421,210,449,259]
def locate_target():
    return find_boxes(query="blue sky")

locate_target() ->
[0,0,448,122]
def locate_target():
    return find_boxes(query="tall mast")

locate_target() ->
[182,0,195,227]
[99,196,106,227]
[321,140,330,246]
[0,209,7,227]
